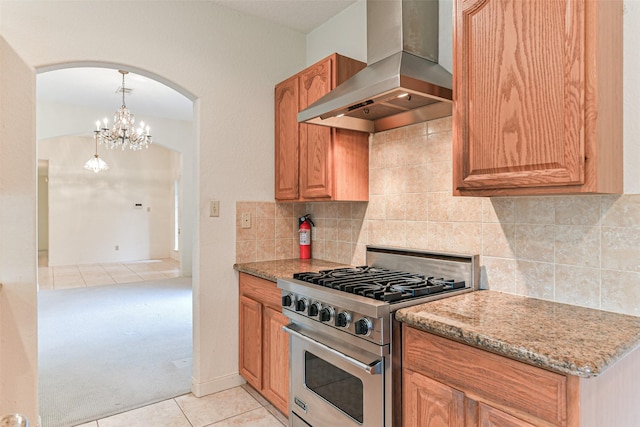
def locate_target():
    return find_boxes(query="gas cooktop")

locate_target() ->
[293,266,466,303]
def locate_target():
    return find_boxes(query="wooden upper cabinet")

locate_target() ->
[453,0,622,196]
[274,76,299,200]
[275,53,369,202]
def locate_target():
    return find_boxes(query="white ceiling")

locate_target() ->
[36,1,358,122]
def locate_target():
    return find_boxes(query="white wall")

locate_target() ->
[37,99,196,274]
[306,0,367,66]
[38,135,177,266]
[0,0,306,420]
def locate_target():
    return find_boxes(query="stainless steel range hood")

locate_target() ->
[298,0,452,133]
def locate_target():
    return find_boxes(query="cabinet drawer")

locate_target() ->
[239,273,281,309]
[403,327,567,426]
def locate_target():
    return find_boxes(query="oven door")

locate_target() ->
[284,324,384,427]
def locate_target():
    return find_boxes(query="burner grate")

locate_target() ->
[294,267,466,302]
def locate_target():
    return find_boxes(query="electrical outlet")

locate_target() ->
[241,213,251,229]
[210,200,220,217]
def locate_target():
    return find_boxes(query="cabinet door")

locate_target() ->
[299,57,333,199]
[403,368,464,427]
[275,76,299,200]
[239,295,262,389]
[263,306,290,415]
[478,402,537,427]
[453,0,621,195]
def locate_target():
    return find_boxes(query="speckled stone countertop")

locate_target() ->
[233,258,350,282]
[396,290,640,378]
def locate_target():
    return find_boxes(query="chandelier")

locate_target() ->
[94,70,152,151]
[84,132,109,173]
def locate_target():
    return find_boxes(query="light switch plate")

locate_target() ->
[210,200,220,217]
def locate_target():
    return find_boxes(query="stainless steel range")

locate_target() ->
[277,246,479,427]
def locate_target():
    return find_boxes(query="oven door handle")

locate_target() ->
[282,324,382,375]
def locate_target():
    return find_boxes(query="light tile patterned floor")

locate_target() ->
[38,252,180,290]
[73,385,287,427]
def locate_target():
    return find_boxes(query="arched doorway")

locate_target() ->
[35,65,197,425]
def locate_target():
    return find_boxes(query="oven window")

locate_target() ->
[304,351,364,423]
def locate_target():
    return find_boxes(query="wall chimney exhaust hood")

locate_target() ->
[298,0,453,133]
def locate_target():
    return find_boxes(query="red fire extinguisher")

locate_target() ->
[299,214,314,259]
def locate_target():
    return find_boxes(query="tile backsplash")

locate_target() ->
[237,117,640,317]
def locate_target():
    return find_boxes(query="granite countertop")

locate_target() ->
[396,290,640,378]
[233,258,351,282]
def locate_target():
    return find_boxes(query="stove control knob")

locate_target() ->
[335,311,351,328]
[355,318,373,336]
[308,303,321,317]
[281,294,293,307]
[319,307,334,322]
[295,298,308,312]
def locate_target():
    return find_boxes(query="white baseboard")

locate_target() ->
[190,372,246,397]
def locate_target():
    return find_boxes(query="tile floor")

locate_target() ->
[38,251,180,290]
[38,252,287,426]
[73,384,287,427]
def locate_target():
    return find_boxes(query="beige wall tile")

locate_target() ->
[405,193,429,221]
[428,222,482,254]
[601,270,640,316]
[515,224,555,262]
[337,218,354,242]
[275,217,294,239]
[426,131,453,163]
[275,202,293,218]
[480,256,516,293]
[482,223,515,258]
[256,218,275,241]
[336,242,354,265]
[602,226,640,273]
[385,193,406,220]
[515,260,554,300]
[405,134,430,166]
[351,202,368,219]
[311,239,325,261]
[256,240,275,262]
[482,198,515,224]
[428,193,483,223]
[514,197,555,224]
[323,218,338,241]
[555,225,600,268]
[405,121,428,140]
[406,165,429,193]
[405,221,430,249]
[256,202,275,219]
[555,196,601,226]
[601,195,640,228]
[555,265,600,309]
[275,238,295,260]
[427,116,452,134]
[369,168,387,195]
[367,194,386,220]
[426,161,451,192]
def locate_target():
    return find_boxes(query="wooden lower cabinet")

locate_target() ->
[262,306,289,413]
[238,273,289,415]
[402,326,574,427]
[403,369,464,427]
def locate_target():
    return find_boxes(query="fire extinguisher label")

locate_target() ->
[299,230,310,245]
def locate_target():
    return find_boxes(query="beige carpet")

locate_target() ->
[38,277,192,427]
